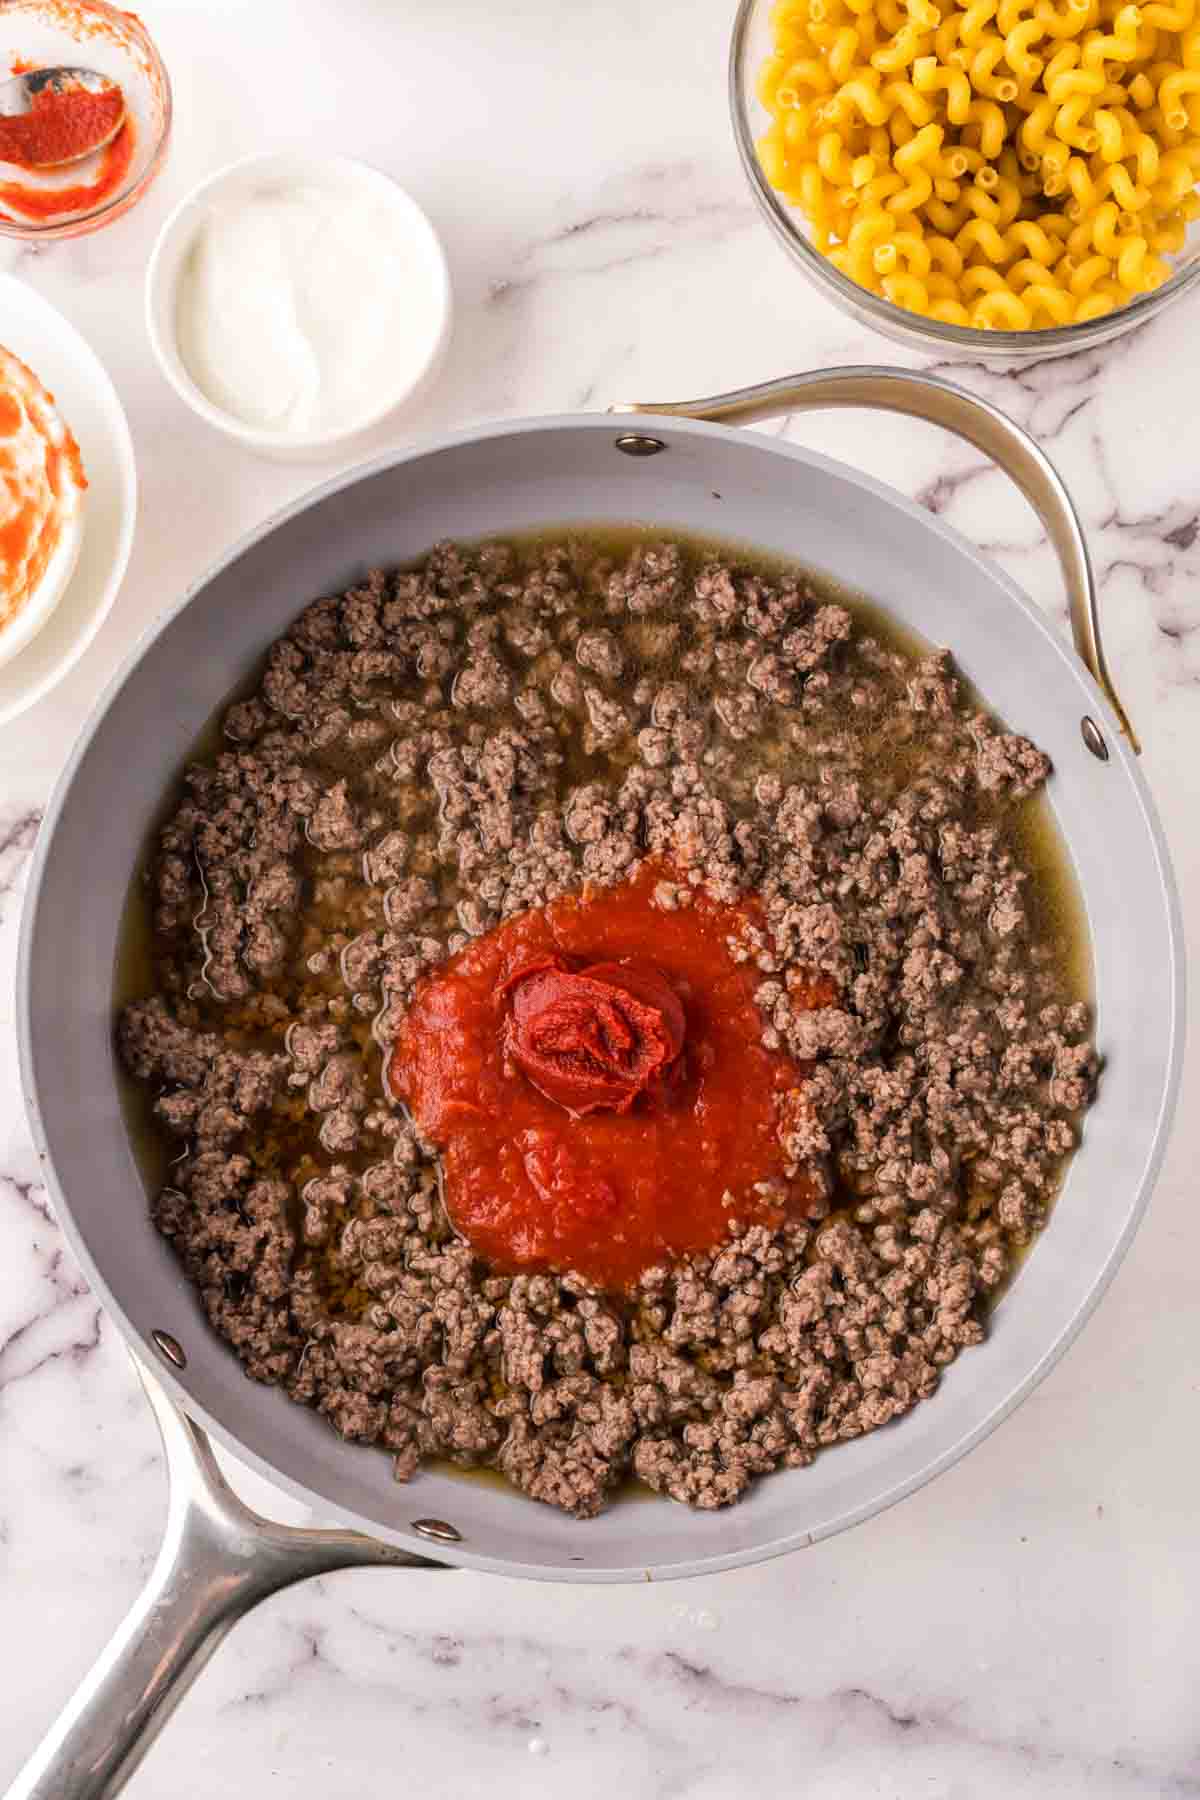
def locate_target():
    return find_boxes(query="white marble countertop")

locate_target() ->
[2,2,1199,1794]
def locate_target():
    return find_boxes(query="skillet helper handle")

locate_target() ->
[7,1361,444,1800]
[611,366,1138,753]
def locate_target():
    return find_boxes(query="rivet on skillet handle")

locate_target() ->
[614,432,667,458]
[411,1517,464,1544]
[7,1357,448,1800]
[610,367,1139,756]
[150,1328,186,1369]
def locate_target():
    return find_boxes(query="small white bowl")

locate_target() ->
[145,152,453,461]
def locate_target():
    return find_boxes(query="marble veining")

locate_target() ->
[0,809,39,902]
[490,162,759,304]
[2,1,1200,1794]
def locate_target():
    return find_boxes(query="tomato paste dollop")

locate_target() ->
[501,955,686,1116]
[388,864,834,1292]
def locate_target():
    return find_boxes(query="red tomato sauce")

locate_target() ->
[388,863,835,1292]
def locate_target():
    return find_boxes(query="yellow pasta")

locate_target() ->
[913,54,975,115]
[965,0,1004,40]
[972,285,1033,321]
[968,34,1021,97]
[930,293,974,318]
[1008,215,1065,254]
[1055,90,1103,149]
[882,75,937,119]
[818,128,859,179]
[894,118,947,163]
[872,24,932,71]
[836,75,893,122]
[757,0,1200,328]
[1026,279,1078,315]
[1091,103,1127,152]
[829,26,864,78]
[936,10,968,63]
[927,229,968,267]
[882,268,933,303]
[1005,20,1048,79]
[1117,230,1151,277]
[1081,3,1145,64]
[1159,64,1200,120]
[1144,0,1195,27]
[966,96,1009,152]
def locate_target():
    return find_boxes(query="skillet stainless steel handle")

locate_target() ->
[7,1361,445,1800]
[611,366,1138,754]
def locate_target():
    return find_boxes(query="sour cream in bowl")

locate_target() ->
[146,153,452,460]
[0,342,87,670]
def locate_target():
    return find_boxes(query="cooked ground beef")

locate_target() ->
[118,535,1097,1518]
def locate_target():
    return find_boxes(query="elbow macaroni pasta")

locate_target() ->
[758,0,1200,327]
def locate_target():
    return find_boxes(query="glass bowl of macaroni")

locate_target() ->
[731,0,1200,356]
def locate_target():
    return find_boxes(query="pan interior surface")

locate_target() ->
[20,416,1182,1581]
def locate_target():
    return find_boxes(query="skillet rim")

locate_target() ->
[16,406,1187,1582]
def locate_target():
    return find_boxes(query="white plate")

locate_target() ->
[0,275,136,725]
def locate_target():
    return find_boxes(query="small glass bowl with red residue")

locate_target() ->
[0,1,171,240]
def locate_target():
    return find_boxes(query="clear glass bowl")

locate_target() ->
[729,0,1200,360]
[0,0,171,240]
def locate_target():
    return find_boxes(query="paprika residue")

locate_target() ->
[0,81,124,168]
[0,80,133,224]
[388,863,837,1291]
